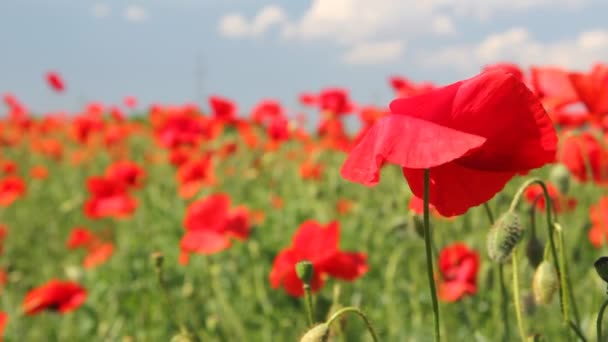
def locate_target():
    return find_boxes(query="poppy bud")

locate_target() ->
[300,323,329,342]
[549,164,571,194]
[594,256,608,283]
[525,237,544,268]
[487,211,524,263]
[296,260,314,284]
[532,261,559,305]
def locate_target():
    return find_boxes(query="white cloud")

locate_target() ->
[124,5,148,22]
[421,28,608,72]
[431,15,455,36]
[342,40,405,65]
[92,3,110,18]
[218,5,287,38]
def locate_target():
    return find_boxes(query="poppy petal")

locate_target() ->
[340,114,486,186]
[180,230,231,255]
[322,252,368,280]
[403,162,515,217]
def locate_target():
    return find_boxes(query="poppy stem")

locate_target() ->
[597,298,608,342]
[303,284,314,327]
[511,248,526,341]
[422,169,441,342]
[326,306,379,342]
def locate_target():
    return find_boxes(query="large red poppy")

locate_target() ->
[437,243,480,302]
[23,280,86,315]
[0,176,26,207]
[269,220,368,297]
[105,161,146,190]
[341,70,557,216]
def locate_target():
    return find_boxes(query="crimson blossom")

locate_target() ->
[341,69,557,216]
[22,280,86,315]
[437,243,480,302]
[270,220,368,297]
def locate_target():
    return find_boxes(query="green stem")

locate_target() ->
[511,248,526,341]
[484,202,509,342]
[598,298,608,342]
[423,169,441,342]
[303,284,314,326]
[499,265,511,342]
[326,307,379,342]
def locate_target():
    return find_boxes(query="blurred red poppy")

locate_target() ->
[66,227,95,249]
[568,63,608,119]
[180,193,251,262]
[124,96,138,109]
[437,243,480,302]
[299,160,324,181]
[559,132,608,184]
[251,99,285,125]
[0,312,6,340]
[1,161,17,175]
[209,95,237,124]
[46,72,65,92]
[0,176,26,207]
[341,70,557,216]
[105,161,146,189]
[66,227,114,269]
[83,243,114,269]
[176,154,215,199]
[23,280,86,315]
[524,182,576,213]
[29,166,49,180]
[589,196,608,248]
[269,220,368,297]
[84,176,137,219]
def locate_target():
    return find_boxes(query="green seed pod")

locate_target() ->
[487,211,524,263]
[300,323,329,342]
[532,261,559,305]
[549,164,571,194]
[526,237,544,268]
[296,260,314,284]
[594,256,608,283]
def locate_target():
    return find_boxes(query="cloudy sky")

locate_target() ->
[1,0,607,114]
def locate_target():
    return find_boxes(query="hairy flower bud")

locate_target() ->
[487,211,524,263]
[526,237,544,268]
[300,323,329,342]
[594,256,608,283]
[532,261,559,305]
[549,164,571,194]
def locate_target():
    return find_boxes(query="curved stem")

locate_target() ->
[598,298,608,342]
[326,307,379,342]
[512,248,526,341]
[423,169,441,342]
[483,202,495,225]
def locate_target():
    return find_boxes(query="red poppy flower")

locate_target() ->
[1,161,17,175]
[336,198,354,215]
[300,160,324,181]
[251,99,285,125]
[66,227,96,249]
[341,70,557,216]
[568,63,608,117]
[176,154,215,199]
[530,66,578,107]
[559,132,608,184]
[0,176,26,207]
[105,161,146,189]
[29,166,49,180]
[23,280,86,315]
[83,243,114,269]
[298,92,317,106]
[45,72,65,92]
[270,220,368,297]
[154,108,208,148]
[523,182,576,213]
[84,176,137,219]
[437,243,480,302]
[124,96,138,109]
[180,193,251,261]
[209,95,237,123]
[0,312,6,339]
[266,116,290,143]
[318,88,354,116]
[589,196,608,248]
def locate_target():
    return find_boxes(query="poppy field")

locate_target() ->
[1,63,608,341]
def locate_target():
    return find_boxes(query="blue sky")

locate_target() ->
[1,0,607,115]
